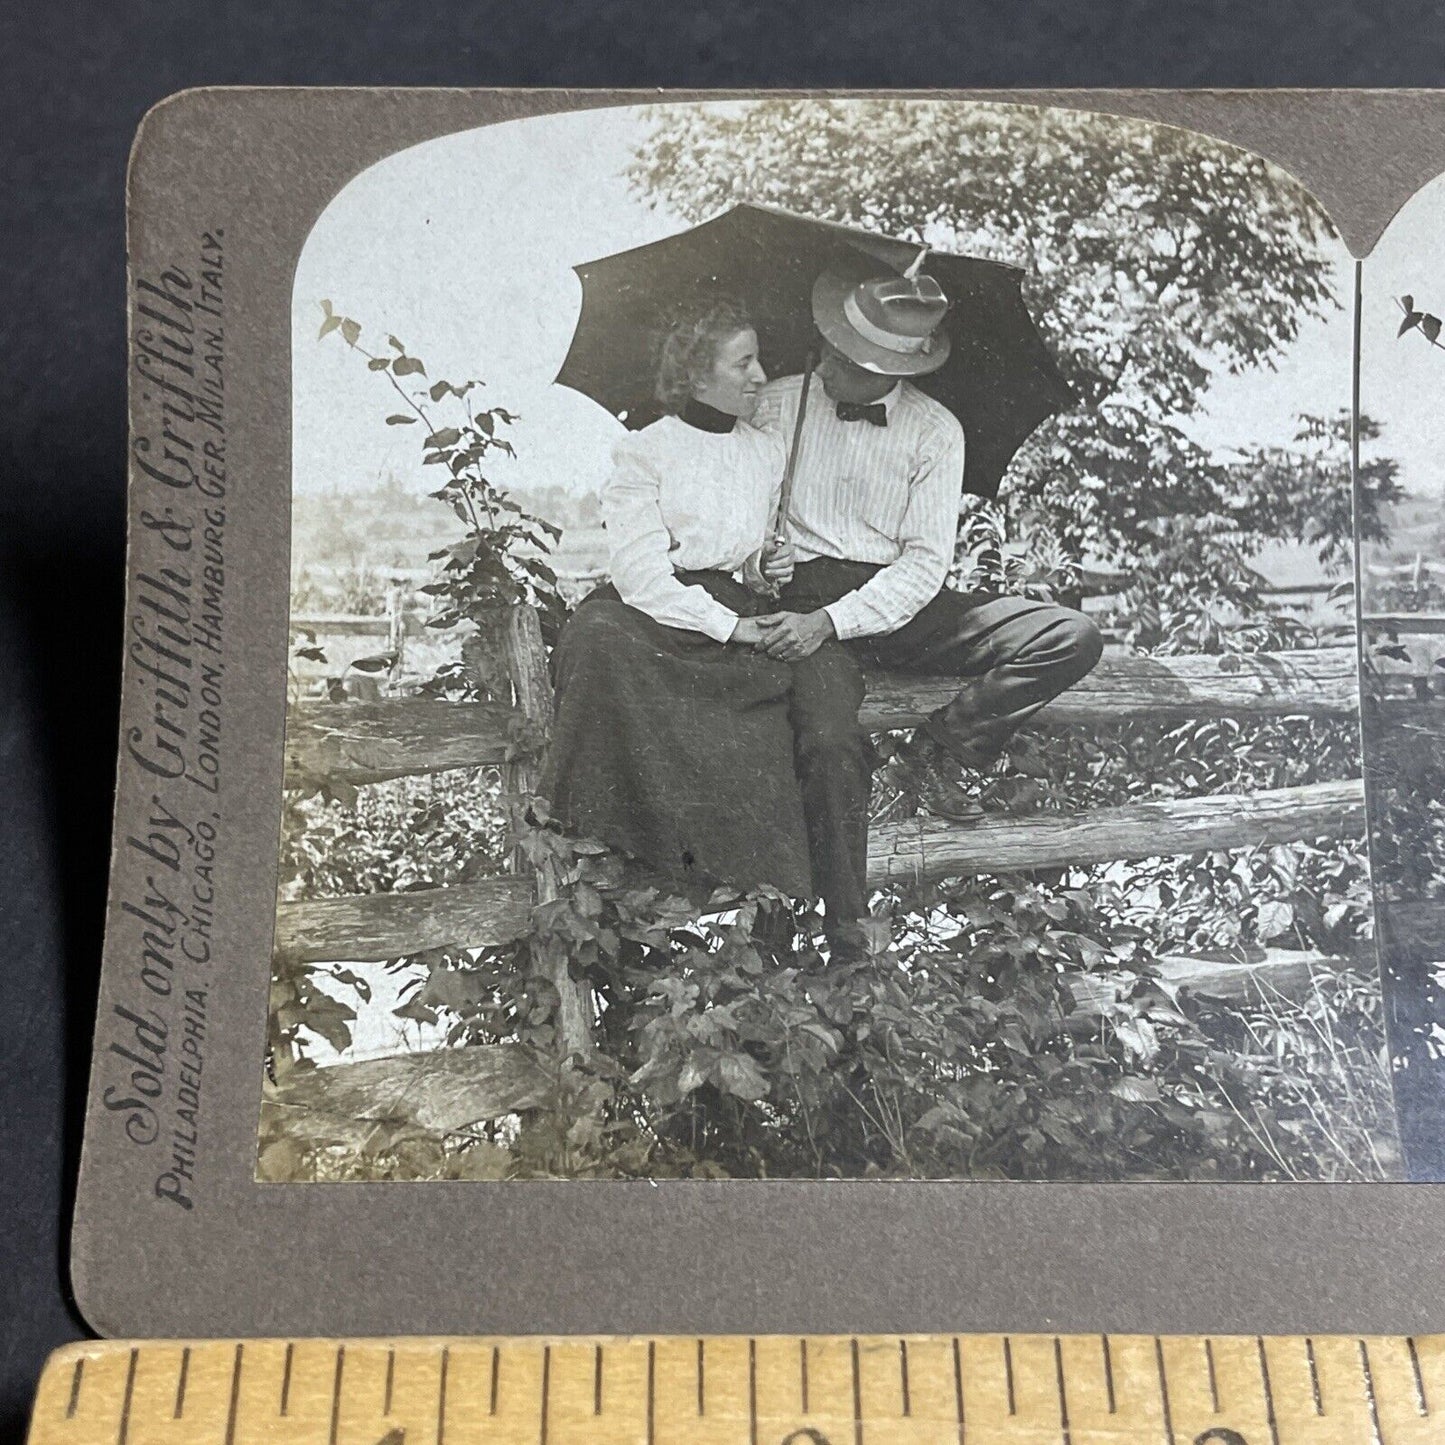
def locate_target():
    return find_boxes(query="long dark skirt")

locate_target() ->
[542,572,814,900]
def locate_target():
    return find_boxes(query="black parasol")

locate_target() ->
[554,202,1076,499]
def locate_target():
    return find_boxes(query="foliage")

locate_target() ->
[317,303,567,651]
[263,700,1390,1182]
[311,810,1385,1183]
[627,99,1371,636]
[267,769,511,1073]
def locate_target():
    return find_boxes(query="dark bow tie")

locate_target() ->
[835,399,888,427]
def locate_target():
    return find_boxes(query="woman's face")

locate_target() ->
[692,326,767,420]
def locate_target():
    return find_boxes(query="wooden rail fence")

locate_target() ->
[276,644,1367,964]
[269,611,1417,1138]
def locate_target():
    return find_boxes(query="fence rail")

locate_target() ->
[1363,613,1445,636]
[278,781,1367,964]
[272,604,1400,1111]
[284,647,1361,789]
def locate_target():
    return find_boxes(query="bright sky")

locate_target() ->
[1359,170,1445,500]
[292,106,690,504]
[291,100,1440,506]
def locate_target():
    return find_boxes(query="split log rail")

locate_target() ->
[262,573,1444,1137]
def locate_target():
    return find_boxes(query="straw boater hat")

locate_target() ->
[812,247,952,377]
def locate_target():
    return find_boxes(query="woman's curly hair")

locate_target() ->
[653,293,755,415]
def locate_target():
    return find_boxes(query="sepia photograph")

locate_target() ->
[258,97,1403,1184]
[1355,170,1445,1164]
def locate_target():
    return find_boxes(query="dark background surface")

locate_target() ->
[6,1,1445,1438]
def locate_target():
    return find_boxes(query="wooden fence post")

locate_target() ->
[385,581,407,691]
[502,605,595,1062]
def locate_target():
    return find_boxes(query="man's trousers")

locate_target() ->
[779,558,1106,935]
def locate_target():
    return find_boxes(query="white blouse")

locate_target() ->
[602,414,785,643]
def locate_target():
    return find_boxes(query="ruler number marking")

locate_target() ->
[1408,1335,1429,1415]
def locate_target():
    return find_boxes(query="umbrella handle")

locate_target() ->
[770,349,816,544]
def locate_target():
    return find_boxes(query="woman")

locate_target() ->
[543,294,813,900]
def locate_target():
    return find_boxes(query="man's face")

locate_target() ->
[814,338,899,404]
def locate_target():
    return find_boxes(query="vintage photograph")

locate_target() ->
[259,97,1404,1184]
[1356,170,1445,1168]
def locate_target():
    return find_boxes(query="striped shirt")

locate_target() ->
[755,374,966,640]
[602,414,784,643]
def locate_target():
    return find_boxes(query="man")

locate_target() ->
[751,251,1104,950]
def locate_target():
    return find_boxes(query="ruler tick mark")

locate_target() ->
[489,1345,499,1415]
[1305,1337,1323,1415]
[851,1337,863,1445]
[1155,1337,1176,1445]
[749,1338,758,1445]
[384,1349,395,1417]
[1055,1337,1072,1445]
[224,1344,244,1445]
[1205,1339,1220,1414]
[174,1346,190,1419]
[1408,1336,1429,1415]
[328,1346,345,1445]
[1101,1334,1115,1414]
[1256,1338,1280,1445]
[594,1343,603,1415]
[1359,1339,1384,1445]
[116,1348,138,1445]
[1004,1337,1016,1416]
[437,1346,450,1445]
[900,1339,911,1416]
[280,1341,294,1416]
[952,1336,965,1444]
[697,1338,705,1416]
[648,1340,656,1445]
[66,1358,83,1419]
[799,1338,808,1414]
[539,1345,550,1445]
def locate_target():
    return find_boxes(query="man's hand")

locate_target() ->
[730,617,767,646]
[760,534,795,586]
[753,609,836,661]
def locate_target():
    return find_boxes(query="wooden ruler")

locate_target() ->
[24,1335,1445,1444]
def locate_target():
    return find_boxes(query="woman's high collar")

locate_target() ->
[679,397,738,434]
